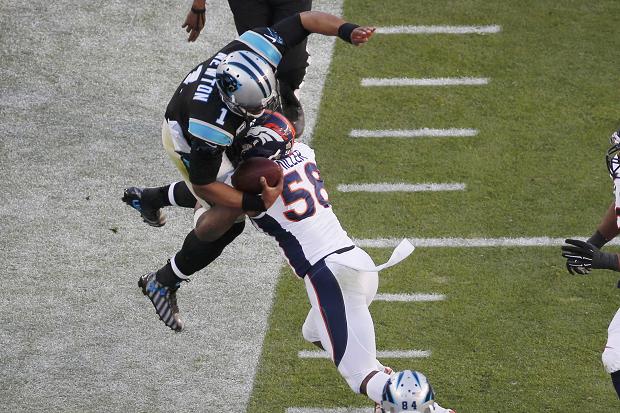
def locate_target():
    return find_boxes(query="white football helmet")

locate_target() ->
[215,50,277,118]
[381,370,435,412]
[606,129,620,179]
[241,110,296,160]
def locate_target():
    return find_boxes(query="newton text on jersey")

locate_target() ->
[191,52,227,103]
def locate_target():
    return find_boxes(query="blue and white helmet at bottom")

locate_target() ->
[381,370,435,413]
[215,50,277,118]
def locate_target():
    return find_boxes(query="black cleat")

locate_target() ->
[122,187,166,227]
[138,272,183,332]
[279,82,305,138]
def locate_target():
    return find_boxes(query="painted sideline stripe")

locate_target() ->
[375,293,446,302]
[287,408,369,413]
[337,183,465,192]
[361,77,489,87]
[354,237,620,248]
[376,25,502,34]
[350,128,478,138]
[299,350,431,359]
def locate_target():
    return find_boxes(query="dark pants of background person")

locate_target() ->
[227,0,312,91]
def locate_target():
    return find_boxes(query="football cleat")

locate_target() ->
[374,366,394,412]
[122,187,166,227]
[138,272,183,332]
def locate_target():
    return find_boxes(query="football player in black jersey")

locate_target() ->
[129,11,375,331]
[183,0,312,136]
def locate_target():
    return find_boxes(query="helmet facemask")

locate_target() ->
[606,130,620,179]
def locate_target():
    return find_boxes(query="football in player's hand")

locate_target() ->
[232,157,282,194]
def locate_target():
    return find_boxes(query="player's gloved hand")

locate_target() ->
[182,0,206,42]
[561,239,620,274]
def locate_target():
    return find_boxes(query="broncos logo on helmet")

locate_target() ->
[240,110,296,160]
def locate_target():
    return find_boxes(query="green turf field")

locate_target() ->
[249,0,620,411]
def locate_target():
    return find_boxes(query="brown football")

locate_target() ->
[232,157,283,194]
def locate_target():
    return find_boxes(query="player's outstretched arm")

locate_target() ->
[182,0,206,42]
[299,11,375,45]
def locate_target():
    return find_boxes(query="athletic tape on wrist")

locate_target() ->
[242,193,266,212]
[337,23,360,44]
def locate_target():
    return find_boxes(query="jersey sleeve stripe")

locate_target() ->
[227,61,269,99]
[188,118,234,146]
[238,31,282,67]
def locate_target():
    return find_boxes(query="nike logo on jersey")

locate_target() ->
[264,28,284,45]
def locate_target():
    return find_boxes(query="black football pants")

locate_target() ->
[227,0,312,90]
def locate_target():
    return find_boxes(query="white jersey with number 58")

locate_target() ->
[250,142,354,277]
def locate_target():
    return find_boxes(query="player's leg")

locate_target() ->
[269,0,312,137]
[122,181,198,225]
[303,256,389,404]
[137,120,245,330]
[602,307,620,398]
[140,214,245,332]
[227,0,271,34]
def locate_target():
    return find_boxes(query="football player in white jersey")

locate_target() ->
[561,129,620,399]
[206,114,456,413]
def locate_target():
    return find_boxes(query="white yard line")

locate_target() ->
[337,183,466,192]
[354,237,620,248]
[349,128,478,138]
[299,350,431,359]
[374,293,446,302]
[361,77,489,87]
[376,25,502,35]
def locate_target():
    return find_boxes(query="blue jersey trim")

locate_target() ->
[252,214,311,276]
[238,31,282,67]
[188,118,233,146]
[307,260,348,367]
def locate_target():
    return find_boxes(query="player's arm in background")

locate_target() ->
[182,0,206,42]
[562,202,620,274]
[298,11,375,45]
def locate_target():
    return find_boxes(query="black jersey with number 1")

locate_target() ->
[164,14,310,186]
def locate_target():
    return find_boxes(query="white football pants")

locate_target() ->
[301,247,387,398]
[602,307,620,374]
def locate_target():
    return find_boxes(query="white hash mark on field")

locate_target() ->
[374,293,446,302]
[337,183,466,192]
[349,129,478,138]
[361,77,489,86]
[354,237,620,248]
[298,350,431,359]
[376,25,502,34]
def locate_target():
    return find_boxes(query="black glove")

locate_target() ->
[561,239,620,275]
